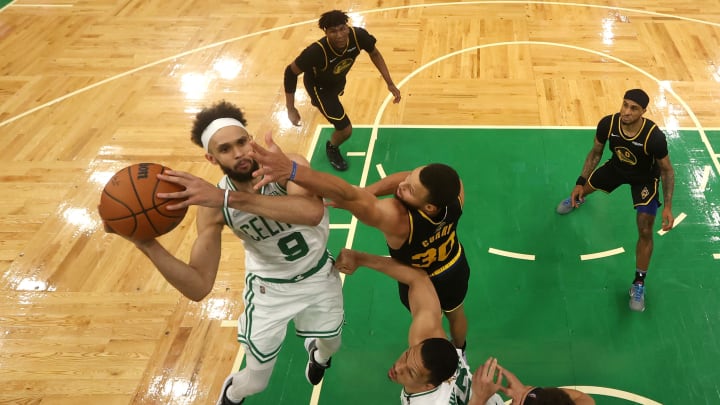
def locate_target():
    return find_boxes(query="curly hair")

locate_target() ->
[318,10,349,30]
[190,100,248,148]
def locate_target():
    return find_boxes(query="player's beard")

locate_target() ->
[221,159,260,183]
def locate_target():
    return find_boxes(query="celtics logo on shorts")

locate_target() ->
[614,147,638,165]
[641,186,649,199]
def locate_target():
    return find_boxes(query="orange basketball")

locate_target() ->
[98,163,188,241]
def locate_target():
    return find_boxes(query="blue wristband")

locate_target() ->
[289,161,298,181]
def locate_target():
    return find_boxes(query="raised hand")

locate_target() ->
[249,132,295,190]
[470,357,503,404]
[156,170,223,210]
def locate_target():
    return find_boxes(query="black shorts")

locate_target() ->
[303,78,351,130]
[397,252,470,313]
[588,161,662,208]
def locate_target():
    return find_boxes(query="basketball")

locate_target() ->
[98,163,188,241]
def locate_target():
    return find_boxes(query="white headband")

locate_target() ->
[200,118,246,152]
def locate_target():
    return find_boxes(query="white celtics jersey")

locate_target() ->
[400,349,504,405]
[219,176,330,280]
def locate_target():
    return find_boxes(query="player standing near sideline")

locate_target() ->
[556,89,675,312]
[284,9,401,171]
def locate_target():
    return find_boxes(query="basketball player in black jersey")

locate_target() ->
[284,10,401,171]
[248,133,471,352]
[556,89,675,312]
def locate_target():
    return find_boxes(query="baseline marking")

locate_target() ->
[580,247,625,261]
[713,253,720,260]
[566,386,662,405]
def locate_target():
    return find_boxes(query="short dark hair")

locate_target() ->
[190,100,248,148]
[419,164,460,208]
[532,387,575,405]
[419,337,458,386]
[319,10,349,30]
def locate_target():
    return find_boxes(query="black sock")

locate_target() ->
[634,270,647,284]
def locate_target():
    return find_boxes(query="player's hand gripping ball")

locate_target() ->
[98,163,188,241]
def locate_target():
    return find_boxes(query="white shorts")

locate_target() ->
[237,256,344,364]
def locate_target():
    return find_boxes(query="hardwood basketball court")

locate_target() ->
[1,1,719,404]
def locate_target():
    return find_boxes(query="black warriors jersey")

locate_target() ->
[294,26,377,89]
[389,197,463,277]
[596,113,669,180]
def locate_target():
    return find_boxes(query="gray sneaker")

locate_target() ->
[629,283,646,312]
[556,197,574,214]
[556,197,584,214]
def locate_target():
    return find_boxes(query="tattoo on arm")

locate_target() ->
[661,167,674,206]
[580,148,603,178]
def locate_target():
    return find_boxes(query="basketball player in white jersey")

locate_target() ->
[105,100,343,405]
[334,249,595,405]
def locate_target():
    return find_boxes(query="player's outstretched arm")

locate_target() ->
[158,158,325,227]
[250,133,387,228]
[364,171,411,197]
[335,249,445,345]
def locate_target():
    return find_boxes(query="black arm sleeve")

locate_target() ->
[284,65,297,94]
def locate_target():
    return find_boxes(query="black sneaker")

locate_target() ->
[304,338,331,385]
[326,141,348,171]
[218,374,244,405]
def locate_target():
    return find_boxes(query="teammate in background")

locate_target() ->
[249,133,471,352]
[556,89,675,312]
[334,249,595,405]
[284,9,401,171]
[103,100,343,404]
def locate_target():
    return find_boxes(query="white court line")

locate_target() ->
[580,247,625,261]
[329,223,352,230]
[10,4,73,7]
[698,165,712,192]
[658,212,687,236]
[488,247,535,261]
[567,386,662,405]
[231,347,245,374]
[346,151,366,157]
[713,253,720,260]
[220,320,236,328]
[375,163,387,179]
